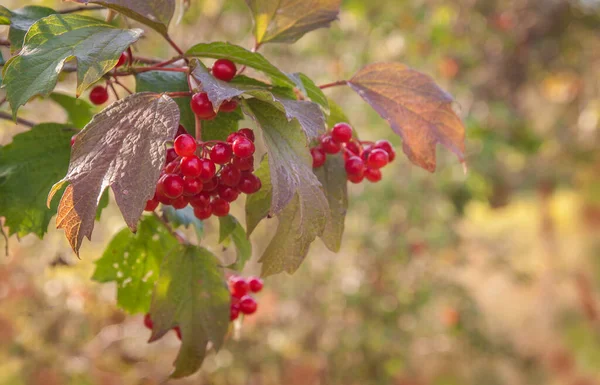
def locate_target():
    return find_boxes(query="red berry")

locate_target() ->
[220,99,238,112]
[365,168,382,183]
[156,193,174,206]
[144,198,159,211]
[174,134,197,157]
[347,173,364,184]
[171,195,187,209]
[345,141,362,156]
[174,326,182,340]
[116,52,128,67]
[230,277,249,298]
[210,143,233,164]
[238,128,255,142]
[321,135,342,154]
[230,304,240,321]
[159,174,184,199]
[89,86,109,105]
[211,198,230,217]
[374,140,396,162]
[331,122,353,143]
[143,313,153,330]
[165,148,178,164]
[345,156,365,176]
[193,205,212,220]
[218,185,240,202]
[227,132,242,144]
[366,149,389,169]
[311,147,326,168]
[232,137,255,158]
[239,295,257,315]
[183,177,203,196]
[220,164,241,187]
[164,160,179,174]
[191,93,216,119]
[232,156,254,171]
[203,176,219,192]
[361,146,373,162]
[212,59,237,82]
[180,155,202,178]
[189,193,211,208]
[248,277,263,293]
[70,135,77,147]
[197,158,217,181]
[238,173,262,194]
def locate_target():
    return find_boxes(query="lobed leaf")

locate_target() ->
[348,63,466,172]
[92,215,178,314]
[0,6,56,52]
[245,0,342,44]
[2,14,142,117]
[47,92,180,255]
[245,156,272,236]
[219,215,252,271]
[288,72,330,114]
[314,155,348,252]
[149,244,230,378]
[49,93,95,129]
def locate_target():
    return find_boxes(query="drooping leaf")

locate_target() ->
[186,42,294,87]
[245,0,342,44]
[245,155,272,236]
[68,0,176,36]
[0,124,74,238]
[92,215,178,314]
[288,72,330,114]
[149,244,230,378]
[162,205,204,240]
[202,109,244,142]
[347,63,466,172]
[2,14,143,117]
[231,75,296,99]
[219,215,252,271]
[0,6,56,52]
[47,92,180,255]
[49,93,95,129]
[314,155,347,252]
[326,98,350,128]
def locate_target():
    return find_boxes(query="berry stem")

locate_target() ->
[0,111,36,128]
[106,79,120,100]
[165,91,193,98]
[319,80,348,90]
[126,47,134,67]
[113,78,133,95]
[195,113,202,141]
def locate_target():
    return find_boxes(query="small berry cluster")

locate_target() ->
[229,275,263,321]
[143,313,182,340]
[311,122,396,184]
[144,126,262,219]
[191,59,239,120]
[89,52,129,105]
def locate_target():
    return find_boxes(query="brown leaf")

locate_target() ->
[348,63,466,172]
[48,92,179,255]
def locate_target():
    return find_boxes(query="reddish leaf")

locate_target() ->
[48,92,180,255]
[348,63,466,172]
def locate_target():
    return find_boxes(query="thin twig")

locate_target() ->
[319,80,348,89]
[165,91,192,98]
[195,114,202,141]
[0,111,36,128]
[0,96,6,108]
[107,80,120,101]
[113,78,133,95]
[59,5,105,14]
[131,56,165,65]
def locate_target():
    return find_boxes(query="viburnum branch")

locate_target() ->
[58,5,105,14]
[319,80,348,89]
[0,111,36,128]
[165,91,193,98]
[195,112,202,141]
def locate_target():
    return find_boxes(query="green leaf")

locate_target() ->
[49,93,94,129]
[202,109,244,142]
[2,14,143,117]
[314,155,347,252]
[149,244,230,378]
[2,6,56,52]
[288,72,330,114]
[326,98,351,128]
[186,42,294,87]
[68,0,175,36]
[231,75,296,99]
[219,215,252,271]
[92,215,178,314]
[244,99,329,276]
[0,124,74,238]
[245,0,341,44]
[245,155,272,236]
[0,6,11,24]
[162,205,204,240]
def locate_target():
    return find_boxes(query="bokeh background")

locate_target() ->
[1,0,600,384]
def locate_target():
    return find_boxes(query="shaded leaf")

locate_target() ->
[96,190,110,221]
[162,205,204,240]
[219,215,252,271]
[245,155,272,236]
[68,0,175,36]
[314,155,347,252]
[49,93,94,129]
[47,92,180,255]
[92,215,178,313]
[149,244,230,378]
[348,63,466,172]
[2,14,142,117]
[0,124,73,238]
[288,72,330,114]
[0,6,56,52]
[326,98,350,128]
[245,0,342,44]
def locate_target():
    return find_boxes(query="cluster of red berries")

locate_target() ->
[144,126,262,220]
[143,313,183,340]
[311,122,396,184]
[228,275,263,321]
[190,59,238,119]
[89,52,129,105]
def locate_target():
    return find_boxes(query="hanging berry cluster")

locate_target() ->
[311,123,397,183]
[228,275,263,321]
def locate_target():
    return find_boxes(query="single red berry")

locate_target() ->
[159,174,184,199]
[239,295,258,315]
[203,176,219,192]
[171,195,188,209]
[365,168,382,183]
[347,173,365,184]
[144,198,159,211]
[70,135,77,147]
[230,304,240,321]
[311,147,326,168]
[193,205,212,220]
[211,198,230,217]
[164,160,179,174]
[89,86,109,105]
[220,99,238,112]
[183,177,203,196]
[331,122,353,143]
[248,277,264,293]
[366,149,389,169]
[345,156,365,176]
[174,326,182,340]
[210,143,233,164]
[220,164,241,187]
[227,132,242,144]
[361,146,373,162]
[218,185,240,202]
[174,134,197,157]
[143,313,153,330]
[165,148,178,164]
[116,52,128,67]
[238,128,255,142]
[232,137,255,158]
[189,192,211,208]
[156,192,174,206]
[345,141,362,156]
[180,155,202,178]
[176,124,187,137]
[230,277,249,298]
[212,59,237,82]
[190,93,216,119]
[238,173,262,194]
[374,140,396,162]
[197,158,217,181]
[232,156,254,171]
[321,135,342,154]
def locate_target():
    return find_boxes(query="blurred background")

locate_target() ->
[1,0,600,384]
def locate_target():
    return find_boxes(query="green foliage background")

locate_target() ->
[1,0,600,384]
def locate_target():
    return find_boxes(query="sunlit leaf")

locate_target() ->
[0,5,56,52]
